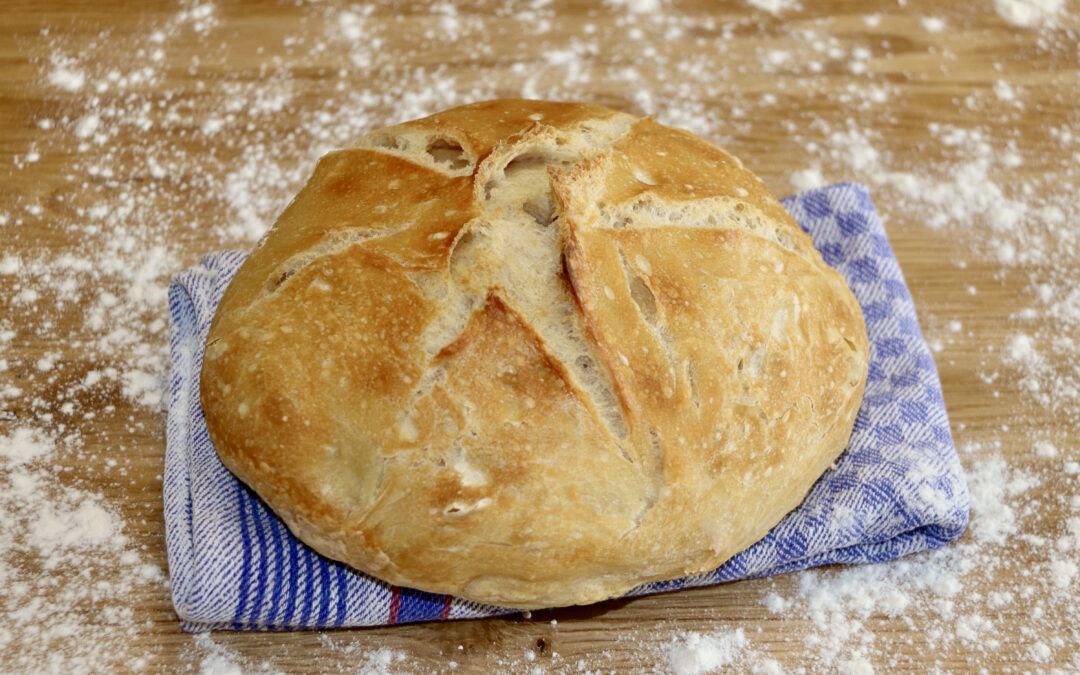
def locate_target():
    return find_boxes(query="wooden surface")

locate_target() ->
[2,0,1079,672]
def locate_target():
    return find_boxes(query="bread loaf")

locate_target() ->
[200,99,868,609]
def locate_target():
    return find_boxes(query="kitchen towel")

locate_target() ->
[165,182,969,632]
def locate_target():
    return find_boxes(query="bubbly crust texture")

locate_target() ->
[200,99,869,609]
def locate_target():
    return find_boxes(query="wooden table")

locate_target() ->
[3,1,1078,672]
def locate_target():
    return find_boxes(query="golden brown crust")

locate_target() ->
[200,99,869,608]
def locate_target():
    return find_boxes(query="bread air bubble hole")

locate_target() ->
[425,138,470,170]
[449,230,480,278]
[576,355,595,374]
[686,359,700,409]
[266,262,306,293]
[372,134,408,151]
[271,269,294,289]
[504,150,567,177]
[776,229,797,251]
[523,193,556,227]
[591,380,629,441]
[646,427,664,476]
[628,274,658,324]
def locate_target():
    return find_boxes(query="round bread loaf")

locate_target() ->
[200,99,869,609]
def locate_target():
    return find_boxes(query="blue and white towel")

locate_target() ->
[165,183,969,632]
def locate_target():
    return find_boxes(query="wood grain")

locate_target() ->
[2,0,1079,672]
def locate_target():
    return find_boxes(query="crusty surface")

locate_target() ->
[200,99,869,609]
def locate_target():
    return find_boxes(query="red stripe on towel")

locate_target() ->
[388,586,402,624]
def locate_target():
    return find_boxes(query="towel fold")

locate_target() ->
[165,182,969,632]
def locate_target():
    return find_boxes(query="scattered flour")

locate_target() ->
[191,634,281,675]
[993,0,1065,27]
[790,165,826,192]
[663,630,761,675]
[0,427,165,672]
[606,0,663,13]
[7,0,1080,671]
[0,427,53,464]
[0,255,20,275]
[316,635,414,674]
[745,0,801,14]
[920,16,947,32]
[46,57,86,91]
[751,445,1076,670]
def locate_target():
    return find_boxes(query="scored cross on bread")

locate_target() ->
[200,99,868,608]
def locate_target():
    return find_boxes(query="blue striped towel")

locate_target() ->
[165,183,969,631]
